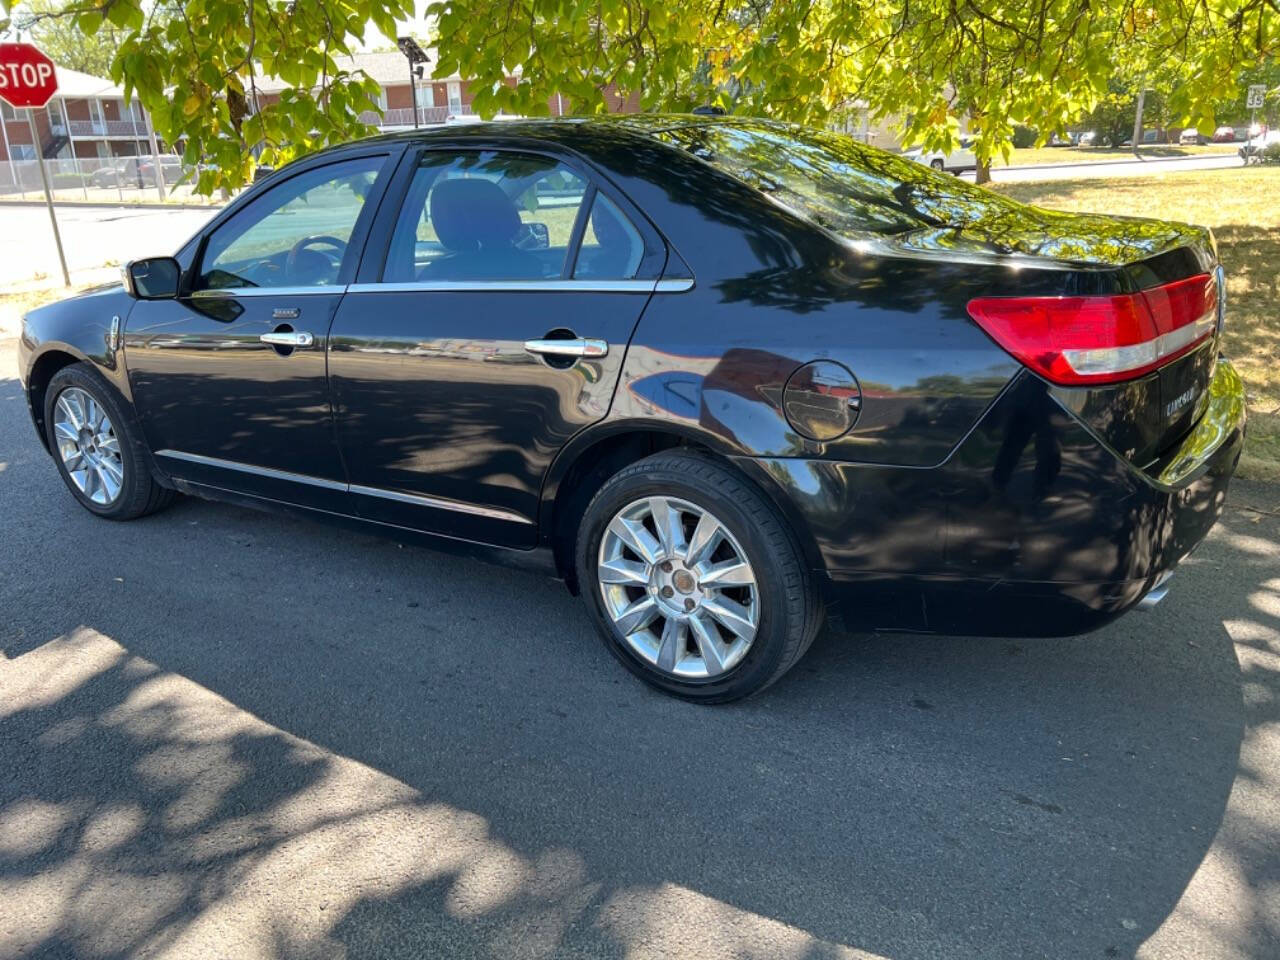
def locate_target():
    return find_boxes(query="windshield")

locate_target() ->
[651,119,1022,238]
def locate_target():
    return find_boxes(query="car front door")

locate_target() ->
[327,146,666,547]
[124,152,393,509]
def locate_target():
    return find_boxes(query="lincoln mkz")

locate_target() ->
[18,117,1246,701]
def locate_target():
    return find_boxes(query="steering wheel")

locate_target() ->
[285,234,348,283]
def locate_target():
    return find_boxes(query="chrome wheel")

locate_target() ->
[597,496,760,680]
[53,387,124,506]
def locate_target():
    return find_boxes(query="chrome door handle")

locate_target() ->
[523,338,608,359]
[260,331,314,348]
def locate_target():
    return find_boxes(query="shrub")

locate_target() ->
[1012,125,1037,149]
[1262,142,1280,163]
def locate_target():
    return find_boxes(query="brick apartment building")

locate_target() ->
[0,65,158,165]
[252,50,640,129]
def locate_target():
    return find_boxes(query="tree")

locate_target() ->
[0,0,413,194]
[5,0,126,76]
[428,1,1279,183]
[0,1,1275,192]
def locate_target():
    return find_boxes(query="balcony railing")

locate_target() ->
[67,118,150,138]
[360,104,475,129]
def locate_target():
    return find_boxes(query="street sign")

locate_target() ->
[0,42,69,287]
[0,42,59,109]
[1247,85,1267,110]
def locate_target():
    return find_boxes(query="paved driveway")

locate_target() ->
[2,339,1278,959]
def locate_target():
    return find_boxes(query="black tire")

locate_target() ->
[43,362,175,521]
[575,451,822,703]
[930,159,945,171]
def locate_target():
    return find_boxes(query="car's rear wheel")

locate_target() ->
[576,451,821,702]
[930,158,945,171]
[44,363,174,520]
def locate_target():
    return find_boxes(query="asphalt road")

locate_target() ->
[0,205,215,288]
[2,337,1279,960]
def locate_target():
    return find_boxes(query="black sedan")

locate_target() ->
[17,116,1246,701]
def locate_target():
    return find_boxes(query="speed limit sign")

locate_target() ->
[1248,85,1267,109]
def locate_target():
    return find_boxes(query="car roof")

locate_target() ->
[336,113,782,153]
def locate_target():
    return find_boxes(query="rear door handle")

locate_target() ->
[260,331,314,348]
[523,338,608,359]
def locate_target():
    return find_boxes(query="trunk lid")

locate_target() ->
[889,209,1223,469]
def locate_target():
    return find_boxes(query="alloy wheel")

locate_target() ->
[52,387,124,506]
[597,496,760,680]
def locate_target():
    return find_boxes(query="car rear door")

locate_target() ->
[328,144,667,547]
[124,150,396,510]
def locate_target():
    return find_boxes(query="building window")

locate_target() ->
[447,82,462,113]
[416,81,434,108]
[10,144,36,160]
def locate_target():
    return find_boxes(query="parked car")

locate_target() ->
[1212,126,1237,142]
[902,135,978,173]
[1046,132,1075,147]
[1179,128,1204,145]
[17,117,1245,702]
[90,157,146,188]
[1077,130,1098,146]
[138,155,184,186]
[1241,129,1280,163]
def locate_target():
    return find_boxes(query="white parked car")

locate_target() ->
[903,136,978,174]
[1077,130,1098,146]
[1179,128,1204,145]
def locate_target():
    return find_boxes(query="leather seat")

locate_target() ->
[419,178,543,280]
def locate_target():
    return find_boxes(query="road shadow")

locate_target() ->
[2,360,1279,958]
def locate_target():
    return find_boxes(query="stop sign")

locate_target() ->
[0,43,59,109]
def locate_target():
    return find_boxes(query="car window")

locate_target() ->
[383,151,590,282]
[198,156,382,291]
[573,192,644,279]
[655,119,1022,238]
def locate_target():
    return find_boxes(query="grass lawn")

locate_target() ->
[1000,143,1238,167]
[992,166,1280,482]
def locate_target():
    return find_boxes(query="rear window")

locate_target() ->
[652,119,1020,239]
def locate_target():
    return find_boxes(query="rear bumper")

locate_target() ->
[756,359,1246,637]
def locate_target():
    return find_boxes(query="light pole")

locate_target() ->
[397,37,430,129]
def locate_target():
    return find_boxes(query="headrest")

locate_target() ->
[591,198,629,250]
[430,178,523,253]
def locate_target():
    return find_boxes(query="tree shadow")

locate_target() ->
[2,359,1279,958]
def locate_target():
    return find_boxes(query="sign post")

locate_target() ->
[0,42,70,287]
[1247,84,1267,152]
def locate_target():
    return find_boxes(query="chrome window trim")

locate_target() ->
[155,449,533,525]
[191,286,346,299]
[344,278,693,295]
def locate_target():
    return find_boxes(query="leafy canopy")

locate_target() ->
[0,1,1274,191]
[430,0,1278,174]
[0,0,413,193]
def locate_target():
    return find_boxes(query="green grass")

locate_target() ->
[1000,143,1238,167]
[992,166,1280,481]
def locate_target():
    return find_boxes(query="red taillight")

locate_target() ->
[967,273,1218,386]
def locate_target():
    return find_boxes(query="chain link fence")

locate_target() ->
[0,156,226,204]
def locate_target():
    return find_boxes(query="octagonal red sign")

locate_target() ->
[0,43,59,109]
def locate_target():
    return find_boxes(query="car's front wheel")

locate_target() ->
[576,452,821,702]
[44,363,175,520]
[930,158,945,171]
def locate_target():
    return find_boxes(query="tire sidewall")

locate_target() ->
[43,365,146,519]
[576,458,797,701]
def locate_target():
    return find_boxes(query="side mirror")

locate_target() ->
[514,221,550,251]
[123,257,181,300]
